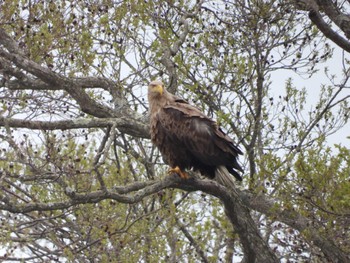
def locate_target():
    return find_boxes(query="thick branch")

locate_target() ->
[0,177,173,213]
[308,10,350,53]
[6,77,116,91]
[291,1,350,53]
[0,116,150,138]
[315,0,350,39]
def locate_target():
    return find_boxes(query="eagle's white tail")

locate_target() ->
[215,166,237,190]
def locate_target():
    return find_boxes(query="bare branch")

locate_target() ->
[316,0,350,39]
[0,116,150,138]
[290,0,350,53]
[308,10,350,53]
[6,77,116,91]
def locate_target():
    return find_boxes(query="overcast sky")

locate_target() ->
[271,44,350,148]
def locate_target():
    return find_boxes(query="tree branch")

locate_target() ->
[6,77,116,91]
[158,7,199,93]
[0,116,149,138]
[290,0,350,53]
[308,10,350,54]
[315,0,350,39]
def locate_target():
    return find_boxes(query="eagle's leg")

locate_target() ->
[168,166,188,179]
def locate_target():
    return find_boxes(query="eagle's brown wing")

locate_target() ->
[157,99,243,179]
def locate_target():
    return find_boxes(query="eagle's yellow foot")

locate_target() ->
[168,166,188,179]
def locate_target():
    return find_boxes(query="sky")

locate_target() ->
[271,44,350,148]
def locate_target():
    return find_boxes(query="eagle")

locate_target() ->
[148,80,243,188]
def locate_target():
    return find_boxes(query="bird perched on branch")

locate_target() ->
[148,80,243,188]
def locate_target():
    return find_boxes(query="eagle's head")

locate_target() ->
[148,80,164,97]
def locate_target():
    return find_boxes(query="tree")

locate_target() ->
[0,0,349,262]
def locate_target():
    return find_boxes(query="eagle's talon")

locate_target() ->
[168,166,189,179]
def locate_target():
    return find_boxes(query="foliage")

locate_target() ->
[0,0,349,262]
